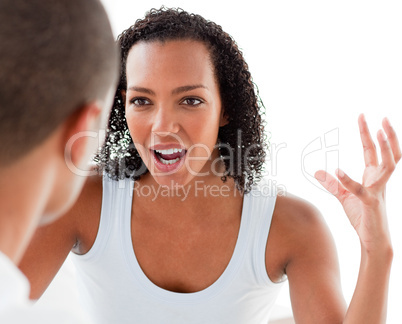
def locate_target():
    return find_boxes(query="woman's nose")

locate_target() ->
[151,106,180,135]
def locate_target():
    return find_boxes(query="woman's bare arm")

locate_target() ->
[269,115,400,323]
[314,115,400,323]
[269,195,347,323]
[18,174,102,299]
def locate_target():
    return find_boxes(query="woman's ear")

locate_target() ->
[219,108,229,127]
[219,109,229,127]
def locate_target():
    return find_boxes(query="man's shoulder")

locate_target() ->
[0,252,91,323]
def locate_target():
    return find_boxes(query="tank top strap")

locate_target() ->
[75,175,132,262]
[245,181,279,286]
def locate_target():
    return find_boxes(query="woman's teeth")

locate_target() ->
[159,157,180,165]
[153,148,185,165]
[155,148,183,154]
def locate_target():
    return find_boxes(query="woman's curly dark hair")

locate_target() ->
[95,7,268,193]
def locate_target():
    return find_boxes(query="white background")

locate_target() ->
[40,1,402,323]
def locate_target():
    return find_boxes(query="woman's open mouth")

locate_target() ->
[150,147,187,172]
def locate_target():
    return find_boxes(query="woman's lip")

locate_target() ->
[150,149,186,174]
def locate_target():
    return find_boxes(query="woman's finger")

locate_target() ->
[376,129,396,185]
[358,114,379,168]
[335,168,370,203]
[315,170,349,204]
[382,117,402,164]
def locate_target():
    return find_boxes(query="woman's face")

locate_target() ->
[124,40,227,188]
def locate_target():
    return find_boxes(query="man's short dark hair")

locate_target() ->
[0,0,118,165]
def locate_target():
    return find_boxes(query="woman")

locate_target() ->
[20,7,400,324]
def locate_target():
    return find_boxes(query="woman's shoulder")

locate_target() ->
[273,192,325,229]
[273,192,334,245]
[267,191,337,273]
[250,179,328,235]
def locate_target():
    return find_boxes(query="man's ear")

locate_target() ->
[219,108,229,127]
[61,102,103,168]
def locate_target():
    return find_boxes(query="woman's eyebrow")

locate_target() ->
[127,86,155,95]
[127,84,208,95]
[171,84,208,95]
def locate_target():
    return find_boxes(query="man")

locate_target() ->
[0,0,118,322]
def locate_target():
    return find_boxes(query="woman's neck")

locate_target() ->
[133,172,243,225]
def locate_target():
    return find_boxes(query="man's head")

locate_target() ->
[0,0,118,220]
[0,0,118,163]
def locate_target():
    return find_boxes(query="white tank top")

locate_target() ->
[71,176,284,324]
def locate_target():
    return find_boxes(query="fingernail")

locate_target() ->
[337,169,344,178]
[379,129,387,141]
[315,172,326,182]
[384,117,392,128]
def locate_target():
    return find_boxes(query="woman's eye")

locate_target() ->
[182,98,202,106]
[130,98,151,106]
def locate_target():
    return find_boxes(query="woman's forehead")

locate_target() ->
[125,40,216,88]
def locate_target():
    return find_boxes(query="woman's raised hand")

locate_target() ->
[315,114,401,253]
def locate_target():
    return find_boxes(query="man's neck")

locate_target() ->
[0,158,54,265]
